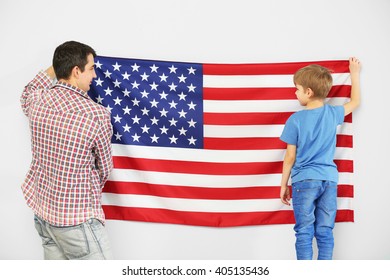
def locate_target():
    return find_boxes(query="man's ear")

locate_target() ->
[71,66,80,79]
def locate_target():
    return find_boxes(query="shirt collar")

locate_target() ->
[53,81,90,99]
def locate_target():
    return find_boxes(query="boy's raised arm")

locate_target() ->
[344,57,361,116]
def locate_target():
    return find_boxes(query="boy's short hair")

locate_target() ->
[293,64,333,99]
[53,41,96,80]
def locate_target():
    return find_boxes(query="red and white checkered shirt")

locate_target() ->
[21,71,113,226]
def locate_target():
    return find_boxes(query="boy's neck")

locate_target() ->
[305,99,324,110]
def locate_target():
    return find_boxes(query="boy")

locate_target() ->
[280,57,361,260]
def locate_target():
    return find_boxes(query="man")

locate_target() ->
[21,41,113,259]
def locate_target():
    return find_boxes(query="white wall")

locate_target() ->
[1,0,389,260]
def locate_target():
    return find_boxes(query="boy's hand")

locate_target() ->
[349,57,361,75]
[280,185,291,206]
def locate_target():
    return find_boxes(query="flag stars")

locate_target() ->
[104,70,112,78]
[132,115,141,124]
[178,109,187,118]
[169,65,178,73]
[113,79,121,88]
[95,61,102,69]
[150,134,159,143]
[169,100,178,109]
[141,124,150,134]
[96,95,104,104]
[150,82,158,91]
[113,96,122,105]
[178,74,187,83]
[112,62,122,71]
[131,81,140,89]
[113,114,122,123]
[104,87,113,96]
[141,72,149,81]
[132,98,140,106]
[150,64,159,73]
[122,88,131,97]
[123,106,132,115]
[122,124,131,132]
[132,133,141,142]
[169,118,178,126]
[169,82,177,91]
[188,67,196,74]
[114,131,122,140]
[150,99,159,108]
[159,73,168,82]
[131,63,140,72]
[121,71,131,80]
[188,119,197,127]
[141,107,150,115]
[187,101,197,110]
[159,91,168,100]
[159,108,168,117]
[160,126,169,134]
[178,92,187,100]
[178,127,187,135]
[188,136,197,145]
[94,78,104,86]
[187,83,196,93]
[169,135,178,144]
[150,116,159,125]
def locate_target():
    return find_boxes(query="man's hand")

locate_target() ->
[280,185,291,206]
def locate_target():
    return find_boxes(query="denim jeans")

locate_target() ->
[34,215,113,260]
[292,180,337,260]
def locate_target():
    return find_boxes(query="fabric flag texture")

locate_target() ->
[88,56,354,227]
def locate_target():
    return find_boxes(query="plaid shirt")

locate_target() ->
[21,71,113,226]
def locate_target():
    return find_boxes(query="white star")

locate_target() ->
[122,71,131,80]
[141,107,150,115]
[104,70,112,78]
[140,90,150,98]
[112,62,121,71]
[122,88,131,97]
[169,65,178,73]
[132,98,140,106]
[187,83,196,92]
[150,99,159,108]
[169,100,178,108]
[159,73,168,82]
[159,108,168,117]
[122,124,131,132]
[141,72,149,81]
[150,134,159,143]
[188,119,197,127]
[104,87,113,96]
[188,136,197,145]
[160,126,169,134]
[131,63,140,72]
[168,82,177,91]
[123,106,131,115]
[178,92,187,100]
[150,82,158,91]
[94,77,104,86]
[188,67,196,74]
[187,101,197,110]
[169,118,178,126]
[114,131,122,140]
[178,109,187,118]
[150,64,159,73]
[95,61,102,69]
[131,81,140,89]
[141,124,150,134]
[150,116,159,125]
[169,135,178,144]
[178,127,187,135]
[132,115,141,124]
[96,95,104,104]
[113,79,121,88]
[113,96,122,105]
[105,105,113,113]
[132,133,141,142]
[113,114,122,123]
[159,91,168,100]
[178,74,187,83]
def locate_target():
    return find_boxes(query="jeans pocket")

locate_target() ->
[51,224,90,259]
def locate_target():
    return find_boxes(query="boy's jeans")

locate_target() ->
[292,180,338,260]
[34,215,113,260]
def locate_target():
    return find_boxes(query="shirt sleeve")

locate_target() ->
[280,115,298,145]
[335,105,345,125]
[20,71,53,117]
[93,112,113,188]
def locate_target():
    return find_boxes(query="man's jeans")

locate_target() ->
[34,215,113,260]
[292,180,338,260]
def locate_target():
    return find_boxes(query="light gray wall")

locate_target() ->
[1,0,389,260]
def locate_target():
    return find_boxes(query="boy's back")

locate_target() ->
[280,104,345,183]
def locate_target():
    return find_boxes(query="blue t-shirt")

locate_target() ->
[280,104,345,183]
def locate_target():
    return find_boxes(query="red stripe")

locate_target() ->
[335,160,353,173]
[204,85,351,101]
[203,60,349,75]
[204,136,352,150]
[113,156,283,175]
[103,206,353,226]
[204,112,352,125]
[204,112,293,125]
[103,182,354,199]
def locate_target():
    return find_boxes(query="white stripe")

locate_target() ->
[112,144,352,163]
[204,98,350,113]
[204,122,352,138]
[108,169,353,188]
[203,73,351,88]
[102,193,352,212]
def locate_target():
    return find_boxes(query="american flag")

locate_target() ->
[88,56,354,227]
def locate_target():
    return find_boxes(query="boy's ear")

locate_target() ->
[71,66,80,79]
[306,88,314,97]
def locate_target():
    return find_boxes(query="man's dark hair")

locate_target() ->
[53,41,96,80]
